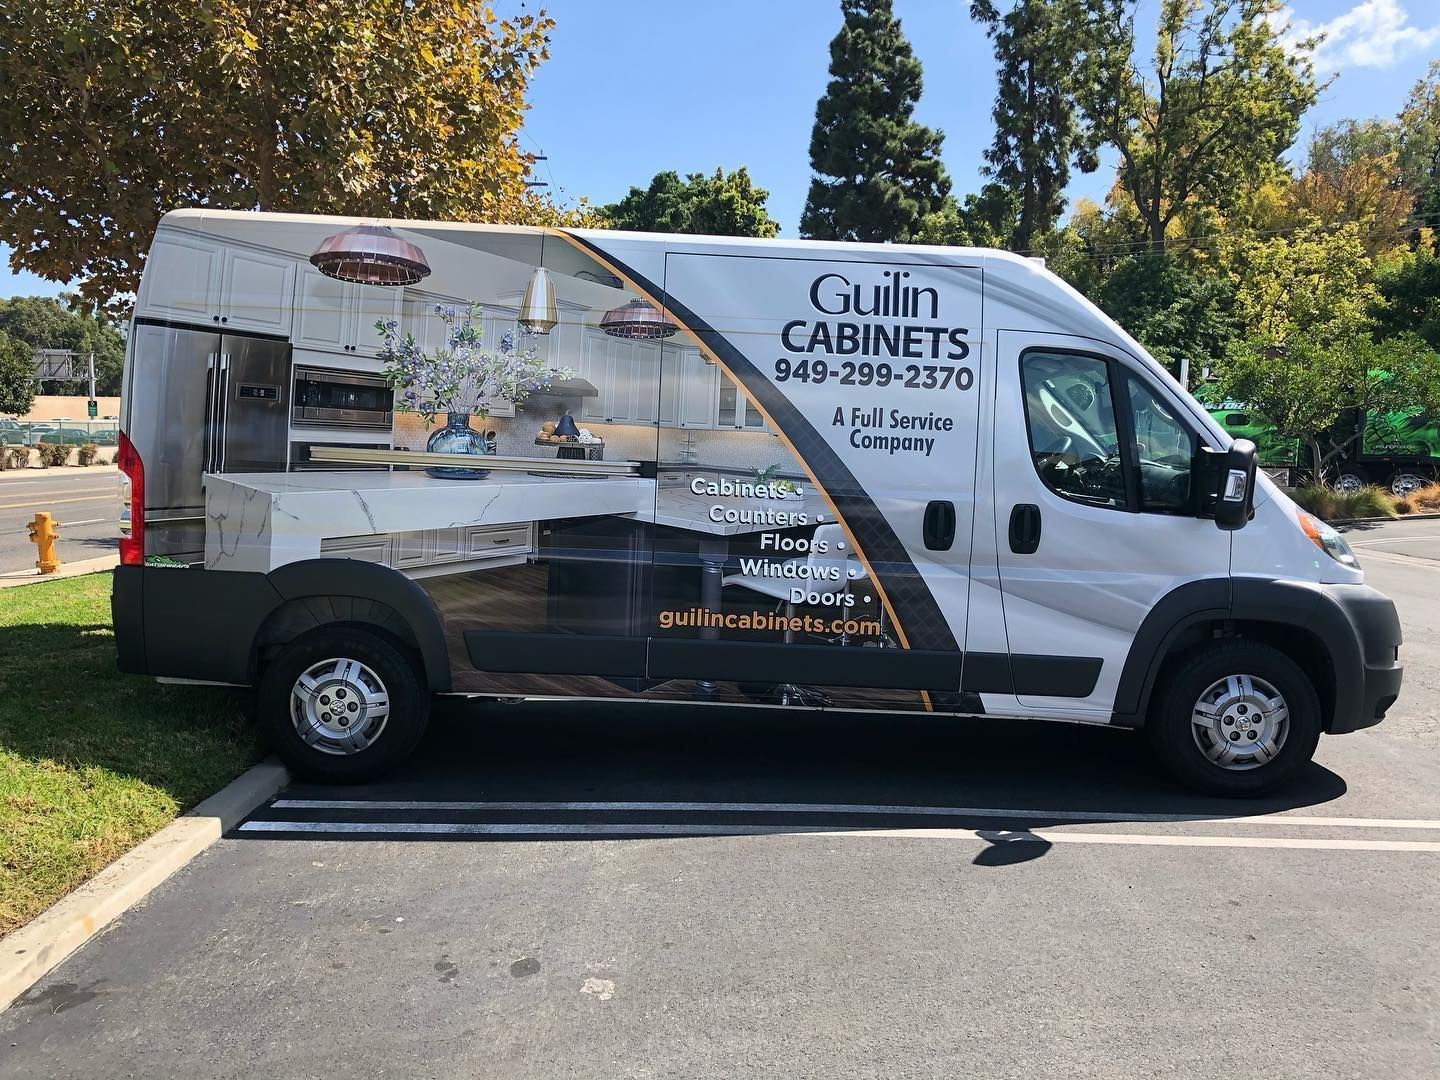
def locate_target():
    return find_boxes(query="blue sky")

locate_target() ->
[5,0,1438,300]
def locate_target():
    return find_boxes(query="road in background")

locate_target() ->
[0,467,118,575]
[1,518,1436,1079]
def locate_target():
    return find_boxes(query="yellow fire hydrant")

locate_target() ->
[27,512,60,574]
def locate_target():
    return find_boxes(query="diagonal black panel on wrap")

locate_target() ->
[564,233,959,657]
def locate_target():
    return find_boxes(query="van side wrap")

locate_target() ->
[561,232,961,659]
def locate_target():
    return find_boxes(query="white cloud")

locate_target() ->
[1281,0,1440,69]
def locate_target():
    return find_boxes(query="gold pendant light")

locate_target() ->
[518,267,559,334]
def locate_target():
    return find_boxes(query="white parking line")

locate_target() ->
[1351,535,1440,546]
[268,799,1440,830]
[238,819,1440,852]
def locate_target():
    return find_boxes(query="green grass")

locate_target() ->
[0,573,259,934]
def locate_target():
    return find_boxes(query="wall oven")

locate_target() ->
[292,367,393,429]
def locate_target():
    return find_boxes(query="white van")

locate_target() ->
[113,210,1402,796]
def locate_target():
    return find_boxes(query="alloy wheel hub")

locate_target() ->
[1191,674,1289,771]
[290,657,390,756]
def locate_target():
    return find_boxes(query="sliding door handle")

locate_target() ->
[923,500,955,551]
[1008,504,1042,554]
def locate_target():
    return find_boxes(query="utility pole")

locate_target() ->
[87,352,97,419]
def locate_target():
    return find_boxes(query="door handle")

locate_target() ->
[923,500,955,551]
[1009,503,1042,554]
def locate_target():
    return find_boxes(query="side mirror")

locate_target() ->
[1196,438,1257,530]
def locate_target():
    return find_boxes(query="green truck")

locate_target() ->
[1206,401,1438,494]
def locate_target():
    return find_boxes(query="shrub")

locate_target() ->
[1290,484,1398,522]
[77,442,98,466]
[1394,497,1415,515]
[37,442,70,468]
[5,446,28,469]
[1410,483,1440,513]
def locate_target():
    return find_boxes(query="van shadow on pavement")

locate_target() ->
[244,696,1349,864]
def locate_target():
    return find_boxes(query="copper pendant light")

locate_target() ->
[518,267,559,333]
[599,297,677,339]
[310,225,431,286]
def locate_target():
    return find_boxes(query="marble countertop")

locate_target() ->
[201,469,826,574]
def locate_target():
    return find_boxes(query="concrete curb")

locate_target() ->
[1330,512,1440,526]
[0,758,289,1012]
[0,554,120,588]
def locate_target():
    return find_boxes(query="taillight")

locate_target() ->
[117,431,144,565]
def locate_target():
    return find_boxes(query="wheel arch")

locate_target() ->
[262,560,452,692]
[1113,577,1359,734]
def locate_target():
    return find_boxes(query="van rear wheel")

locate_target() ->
[258,627,429,782]
[1148,641,1320,797]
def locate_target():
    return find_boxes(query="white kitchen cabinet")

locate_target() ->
[716,372,767,430]
[221,249,295,335]
[680,349,719,428]
[138,234,222,323]
[138,232,294,334]
[629,340,661,424]
[292,266,402,358]
[317,524,533,576]
[318,535,390,565]
[579,330,662,425]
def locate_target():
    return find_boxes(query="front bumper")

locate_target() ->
[1322,583,1403,733]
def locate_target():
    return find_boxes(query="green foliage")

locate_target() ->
[0,0,565,313]
[601,167,779,237]
[800,0,951,243]
[1094,255,1238,374]
[1398,61,1440,238]
[1289,485,1397,522]
[970,0,1096,250]
[1073,0,1319,253]
[1227,223,1377,345]
[1210,332,1440,479]
[1374,246,1440,350]
[915,185,1019,248]
[0,331,35,417]
[0,295,126,395]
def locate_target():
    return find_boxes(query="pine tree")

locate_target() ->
[800,0,950,243]
[970,0,1096,251]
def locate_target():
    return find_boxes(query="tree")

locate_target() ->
[0,0,570,314]
[1290,122,1411,257]
[0,297,127,396]
[1094,255,1238,375]
[1211,333,1440,481]
[914,185,1018,248]
[0,333,35,418]
[601,168,779,237]
[1224,224,1378,346]
[1071,0,1319,254]
[1398,61,1440,243]
[1374,244,1440,351]
[800,0,951,243]
[970,0,1097,250]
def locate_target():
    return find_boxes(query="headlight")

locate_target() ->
[1298,510,1358,568]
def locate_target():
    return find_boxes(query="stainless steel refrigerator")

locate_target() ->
[127,323,291,561]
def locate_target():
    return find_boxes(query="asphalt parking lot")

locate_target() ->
[3,520,1438,1079]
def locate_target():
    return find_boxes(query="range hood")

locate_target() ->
[534,374,599,398]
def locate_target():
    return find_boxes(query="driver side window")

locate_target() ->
[1020,351,1129,509]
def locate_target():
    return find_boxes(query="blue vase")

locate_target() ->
[425,411,492,480]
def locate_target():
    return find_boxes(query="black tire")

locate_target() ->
[257,626,430,783]
[1147,640,1321,797]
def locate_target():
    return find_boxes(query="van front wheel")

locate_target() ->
[1148,641,1320,797]
[258,627,429,782]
